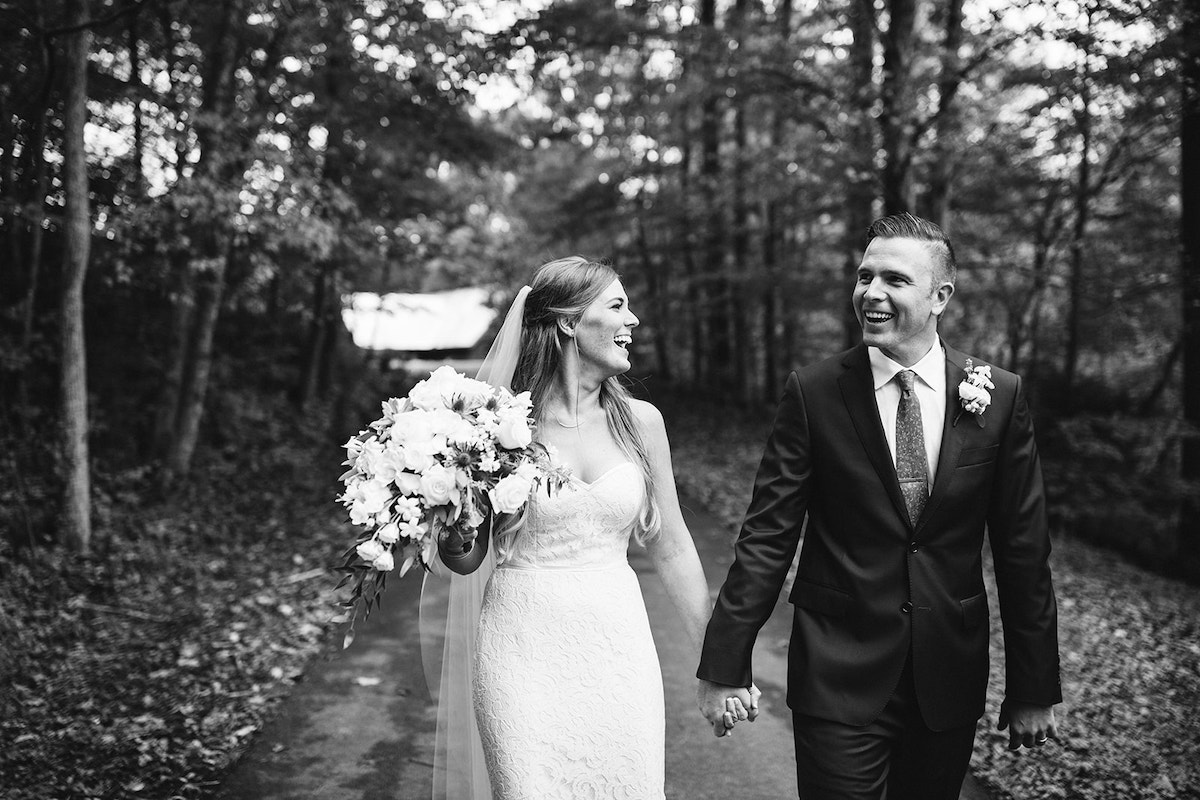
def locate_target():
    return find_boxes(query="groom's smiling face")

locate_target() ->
[853,237,954,366]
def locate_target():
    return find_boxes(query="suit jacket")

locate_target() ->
[697,343,1061,730]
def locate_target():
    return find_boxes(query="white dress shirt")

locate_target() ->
[868,344,947,483]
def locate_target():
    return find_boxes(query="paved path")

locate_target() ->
[216,493,992,800]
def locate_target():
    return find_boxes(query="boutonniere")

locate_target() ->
[954,359,994,427]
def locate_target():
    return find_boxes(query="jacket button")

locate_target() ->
[900,601,914,614]
[908,542,919,552]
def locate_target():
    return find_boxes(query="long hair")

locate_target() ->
[503,256,660,548]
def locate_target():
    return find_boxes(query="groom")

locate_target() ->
[697,213,1061,799]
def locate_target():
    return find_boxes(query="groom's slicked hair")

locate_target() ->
[866,212,957,288]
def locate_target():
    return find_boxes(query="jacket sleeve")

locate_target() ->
[986,374,1062,707]
[697,371,813,687]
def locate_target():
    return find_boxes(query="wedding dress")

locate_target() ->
[472,461,666,799]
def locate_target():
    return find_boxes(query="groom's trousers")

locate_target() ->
[791,656,976,800]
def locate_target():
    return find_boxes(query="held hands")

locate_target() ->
[697,679,762,738]
[998,702,1058,751]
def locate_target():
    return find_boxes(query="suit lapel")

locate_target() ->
[916,343,969,533]
[838,345,911,527]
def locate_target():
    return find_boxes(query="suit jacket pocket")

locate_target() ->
[960,592,988,629]
[958,444,999,468]
[791,579,852,618]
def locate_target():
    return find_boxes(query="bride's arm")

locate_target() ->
[632,400,711,655]
[634,399,759,734]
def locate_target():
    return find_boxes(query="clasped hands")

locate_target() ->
[697,679,762,738]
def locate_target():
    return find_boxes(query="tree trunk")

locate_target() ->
[1179,0,1200,573]
[151,251,195,459]
[165,240,229,479]
[729,0,751,406]
[680,129,707,387]
[161,0,240,481]
[1064,12,1094,401]
[635,208,671,380]
[843,0,876,348]
[879,0,916,215]
[128,9,145,196]
[699,0,728,396]
[59,0,93,553]
[297,264,330,408]
[760,0,792,402]
[922,0,964,226]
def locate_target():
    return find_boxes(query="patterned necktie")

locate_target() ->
[896,370,929,525]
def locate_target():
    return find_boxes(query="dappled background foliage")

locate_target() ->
[1,0,1198,797]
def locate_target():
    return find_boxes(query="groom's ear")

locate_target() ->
[933,282,954,317]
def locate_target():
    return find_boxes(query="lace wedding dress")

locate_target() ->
[473,462,666,800]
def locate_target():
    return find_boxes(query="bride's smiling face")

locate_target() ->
[568,278,639,378]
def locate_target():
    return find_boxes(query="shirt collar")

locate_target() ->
[867,343,946,392]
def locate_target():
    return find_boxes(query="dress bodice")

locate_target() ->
[500,462,643,570]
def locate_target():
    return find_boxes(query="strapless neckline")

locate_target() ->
[568,461,637,488]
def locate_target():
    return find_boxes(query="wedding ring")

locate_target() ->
[1035,737,1048,744]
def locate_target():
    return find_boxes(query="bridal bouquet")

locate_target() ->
[333,366,565,646]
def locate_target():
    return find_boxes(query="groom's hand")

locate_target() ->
[998,701,1058,751]
[697,680,759,738]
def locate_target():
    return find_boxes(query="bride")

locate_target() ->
[423,257,757,799]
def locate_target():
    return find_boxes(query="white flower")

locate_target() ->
[958,380,990,412]
[394,471,422,496]
[408,366,476,411]
[387,409,436,445]
[420,464,457,506]
[356,538,386,563]
[345,479,393,525]
[427,407,477,443]
[489,472,534,514]
[503,389,534,414]
[495,414,533,450]
[393,496,422,522]
[399,520,427,541]
[377,523,401,544]
[958,360,994,416]
[371,550,395,572]
[402,443,437,473]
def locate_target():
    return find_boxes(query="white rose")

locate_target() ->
[959,381,986,403]
[402,441,438,473]
[388,410,435,445]
[347,478,392,513]
[495,416,532,450]
[427,408,476,443]
[958,380,991,413]
[408,366,470,411]
[488,473,534,514]
[372,550,395,571]
[356,538,385,563]
[377,523,400,544]
[420,465,457,506]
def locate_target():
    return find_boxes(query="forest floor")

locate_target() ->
[0,389,1197,799]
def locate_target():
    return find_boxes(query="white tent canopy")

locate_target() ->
[341,288,498,352]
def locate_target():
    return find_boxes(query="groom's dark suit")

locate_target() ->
[698,343,1060,775]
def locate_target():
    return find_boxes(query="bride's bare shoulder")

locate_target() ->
[628,399,668,440]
